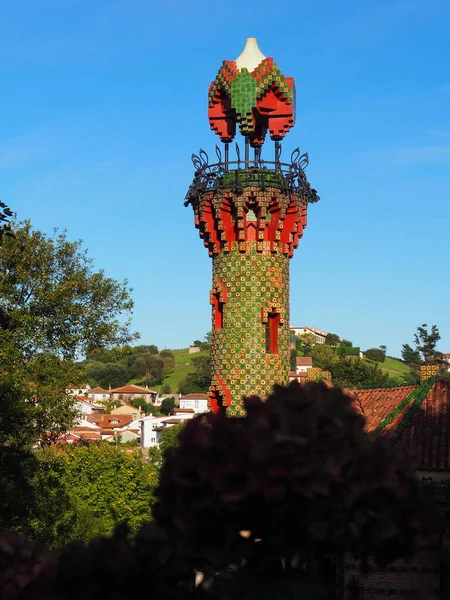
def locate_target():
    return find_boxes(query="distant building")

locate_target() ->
[179,392,209,413]
[295,356,313,374]
[75,398,104,418]
[110,404,143,419]
[87,386,110,403]
[110,384,157,404]
[290,326,327,344]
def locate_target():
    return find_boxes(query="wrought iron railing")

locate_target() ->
[185,144,320,205]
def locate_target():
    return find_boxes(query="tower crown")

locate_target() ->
[208,38,296,148]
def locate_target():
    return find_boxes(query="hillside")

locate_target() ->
[366,356,410,383]
[130,347,411,393]
[132,348,210,394]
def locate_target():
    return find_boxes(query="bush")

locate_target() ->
[364,348,386,362]
[0,383,441,600]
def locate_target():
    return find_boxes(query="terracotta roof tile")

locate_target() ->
[110,385,157,394]
[345,386,417,434]
[345,378,450,471]
[398,377,450,471]
[296,357,313,367]
[179,393,208,399]
[89,387,109,394]
[86,414,133,429]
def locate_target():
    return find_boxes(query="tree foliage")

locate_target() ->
[414,324,444,366]
[179,355,211,394]
[0,221,138,359]
[324,333,340,347]
[129,354,166,386]
[295,333,316,355]
[160,397,175,416]
[330,357,391,388]
[310,344,336,370]
[85,362,130,390]
[27,444,157,548]
[402,324,444,373]
[364,347,386,363]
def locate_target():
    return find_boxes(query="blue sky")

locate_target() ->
[1,0,449,356]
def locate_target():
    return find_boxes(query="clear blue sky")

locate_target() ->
[1,0,449,356]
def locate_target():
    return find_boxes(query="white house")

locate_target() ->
[179,392,209,413]
[75,398,105,421]
[295,356,313,374]
[140,412,199,449]
[87,386,110,403]
[290,326,327,344]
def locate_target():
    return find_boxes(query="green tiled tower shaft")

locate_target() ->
[211,245,290,416]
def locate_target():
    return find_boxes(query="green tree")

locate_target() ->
[310,344,335,370]
[414,324,444,366]
[129,354,165,386]
[28,444,157,548]
[131,344,159,355]
[149,422,185,470]
[330,358,391,388]
[160,397,175,416]
[130,397,160,416]
[0,221,138,359]
[364,348,386,362]
[0,201,13,247]
[85,362,130,389]
[296,333,316,355]
[324,333,340,347]
[161,383,171,394]
[290,348,297,370]
[401,343,421,370]
[159,349,175,370]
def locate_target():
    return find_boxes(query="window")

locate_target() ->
[265,310,280,354]
[212,292,224,329]
[195,400,199,409]
[151,438,156,443]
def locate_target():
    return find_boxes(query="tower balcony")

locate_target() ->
[185,144,320,207]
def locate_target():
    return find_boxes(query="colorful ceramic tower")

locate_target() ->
[185,38,319,416]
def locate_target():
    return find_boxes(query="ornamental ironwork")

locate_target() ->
[185,144,320,206]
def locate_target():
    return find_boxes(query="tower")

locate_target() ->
[185,38,319,416]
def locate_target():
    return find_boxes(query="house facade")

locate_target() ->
[110,384,157,404]
[179,392,209,413]
[291,326,327,344]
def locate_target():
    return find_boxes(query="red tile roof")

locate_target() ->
[345,386,417,434]
[296,357,313,367]
[86,414,133,429]
[174,408,195,413]
[398,377,450,471]
[89,387,109,394]
[346,378,450,471]
[179,393,208,399]
[110,385,157,394]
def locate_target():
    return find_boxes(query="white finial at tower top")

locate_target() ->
[235,37,266,72]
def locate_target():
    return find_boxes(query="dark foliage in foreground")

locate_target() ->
[0,382,441,600]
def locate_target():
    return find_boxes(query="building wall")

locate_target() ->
[210,244,290,416]
[179,398,209,413]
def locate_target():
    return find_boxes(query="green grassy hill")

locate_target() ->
[366,356,411,383]
[131,348,209,394]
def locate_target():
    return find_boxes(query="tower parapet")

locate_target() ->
[185,39,319,415]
